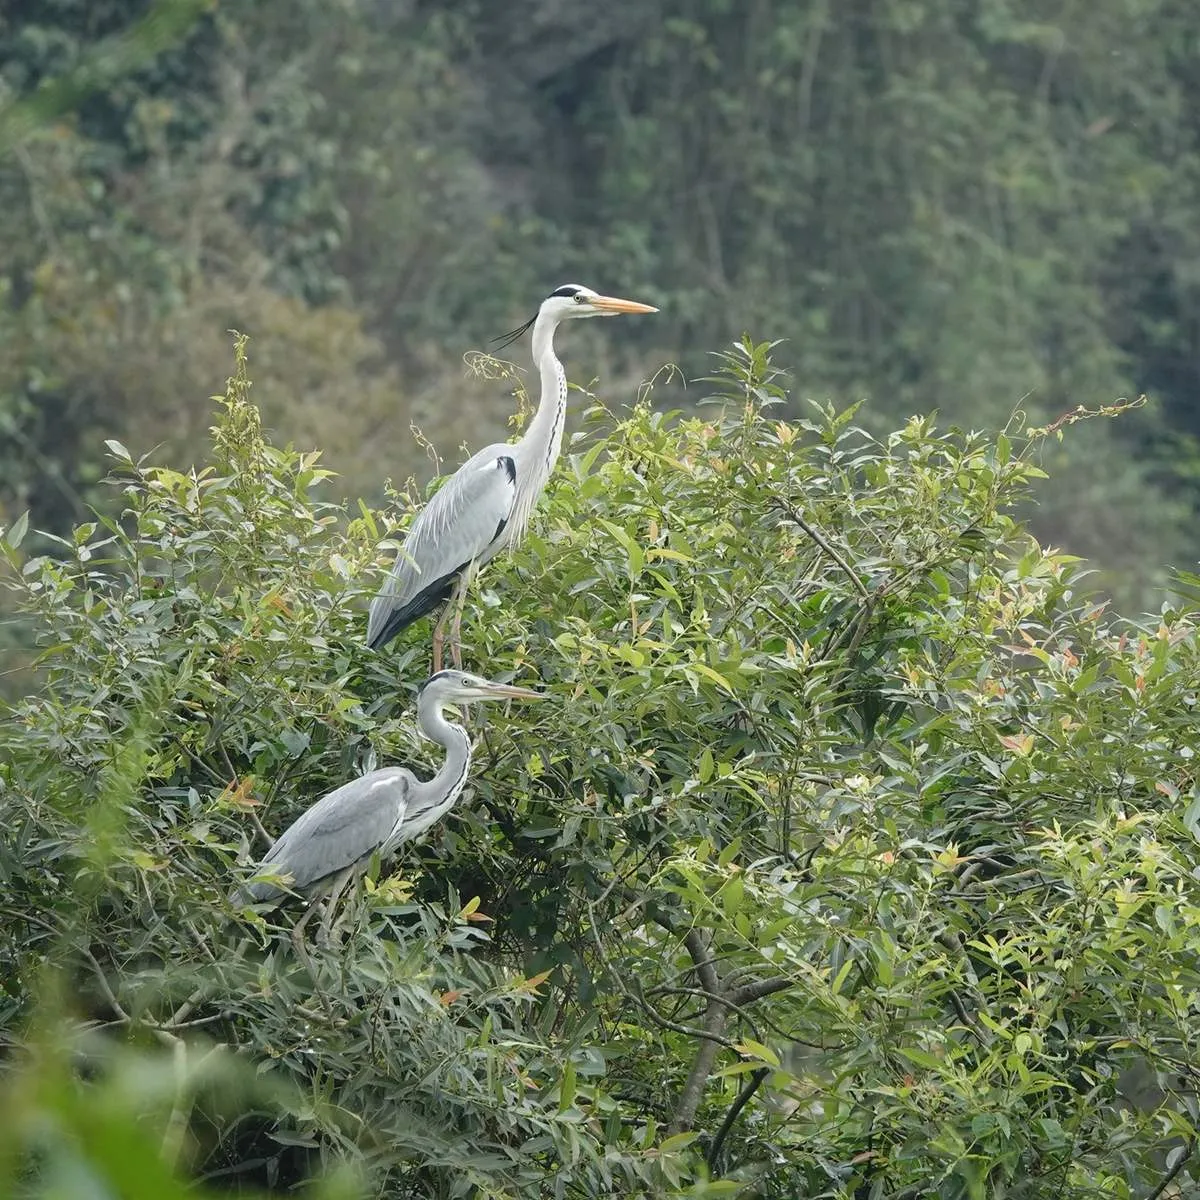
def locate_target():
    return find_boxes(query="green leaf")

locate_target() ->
[4,510,29,549]
[735,1039,779,1067]
[558,1058,577,1112]
[658,1131,698,1153]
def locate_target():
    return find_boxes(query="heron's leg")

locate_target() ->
[327,883,360,944]
[289,907,338,1019]
[290,900,321,979]
[450,600,465,672]
[449,570,473,671]
[432,602,451,674]
[316,866,356,948]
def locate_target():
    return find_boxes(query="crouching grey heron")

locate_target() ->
[237,670,543,952]
[367,284,657,670]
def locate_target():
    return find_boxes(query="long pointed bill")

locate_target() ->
[587,294,658,315]
[482,683,544,701]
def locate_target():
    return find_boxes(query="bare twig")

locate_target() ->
[706,1066,769,1173]
[944,985,985,1042]
[775,498,870,602]
[81,946,132,1024]
[584,903,738,1052]
[628,995,740,1051]
[81,945,192,1047]
[249,806,275,850]
[731,975,793,1007]
[646,980,797,1044]
[836,582,884,660]
[166,984,208,1030]
[1145,1139,1195,1200]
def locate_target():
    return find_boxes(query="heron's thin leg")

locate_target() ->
[289,905,337,1019]
[290,901,321,979]
[432,604,450,674]
[328,886,359,944]
[316,866,356,948]
[449,569,473,671]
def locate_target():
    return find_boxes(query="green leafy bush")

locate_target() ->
[2,337,1198,1197]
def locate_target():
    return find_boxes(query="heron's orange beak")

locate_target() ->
[587,294,659,315]
[486,683,545,701]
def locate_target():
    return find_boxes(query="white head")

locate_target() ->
[540,283,658,322]
[493,284,657,351]
[418,669,544,708]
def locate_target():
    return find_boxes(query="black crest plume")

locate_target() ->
[491,313,536,354]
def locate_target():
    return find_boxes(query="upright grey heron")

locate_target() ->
[367,284,657,669]
[238,670,543,949]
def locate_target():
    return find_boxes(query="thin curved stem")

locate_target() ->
[706,1066,769,1173]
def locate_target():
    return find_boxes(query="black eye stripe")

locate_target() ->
[550,285,582,299]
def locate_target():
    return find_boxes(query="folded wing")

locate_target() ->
[367,450,517,650]
[242,767,414,901]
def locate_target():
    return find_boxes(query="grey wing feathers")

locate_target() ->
[242,768,413,901]
[367,448,517,649]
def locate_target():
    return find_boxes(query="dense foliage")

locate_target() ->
[2,339,1198,1197]
[2,0,1200,608]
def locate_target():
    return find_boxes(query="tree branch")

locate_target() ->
[670,929,728,1134]
[1145,1139,1195,1200]
[706,1066,769,1174]
[643,913,795,1143]
[82,945,181,1047]
[731,975,793,1007]
[638,997,739,1051]
[646,981,806,1046]
[669,976,793,1138]
[775,498,870,602]
[684,929,720,996]
[669,989,729,1135]
[585,904,738,1053]
[81,945,132,1024]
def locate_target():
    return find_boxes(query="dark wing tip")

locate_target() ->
[368,572,462,650]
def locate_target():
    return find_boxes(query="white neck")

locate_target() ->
[411,698,472,833]
[507,307,568,542]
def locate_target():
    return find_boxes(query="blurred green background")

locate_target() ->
[2,0,1198,617]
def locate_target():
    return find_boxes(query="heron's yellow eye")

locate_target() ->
[574,293,587,304]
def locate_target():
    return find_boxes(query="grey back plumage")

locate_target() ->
[240,767,414,902]
[367,448,517,650]
[235,671,541,913]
